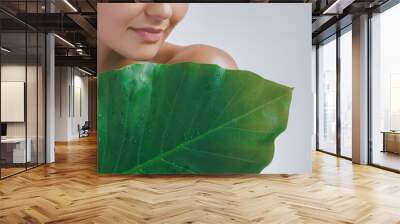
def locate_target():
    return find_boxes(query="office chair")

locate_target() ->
[79,121,90,138]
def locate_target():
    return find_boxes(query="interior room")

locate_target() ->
[0,0,400,223]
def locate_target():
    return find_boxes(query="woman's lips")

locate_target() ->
[129,27,163,43]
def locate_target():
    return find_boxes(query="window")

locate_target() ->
[317,36,337,155]
[390,74,400,131]
[316,26,353,159]
[340,28,352,158]
[370,3,400,171]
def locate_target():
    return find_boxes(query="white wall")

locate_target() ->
[312,45,317,151]
[1,82,25,122]
[55,67,89,141]
[55,66,69,141]
[1,65,37,137]
[1,65,26,139]
[167,4,312,173]
[1,63,46,164]
[71,72,89,138]
[1,65,26,137]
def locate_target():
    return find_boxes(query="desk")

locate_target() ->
[1,138,31,163]
[382,131,400,154]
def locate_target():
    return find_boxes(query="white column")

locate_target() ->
[46,32,55,163]
[45,0,56,163]
[352,14,369,164]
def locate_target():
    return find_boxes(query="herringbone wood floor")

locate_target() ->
[1,134,400,224]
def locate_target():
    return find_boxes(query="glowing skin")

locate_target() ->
[98,3,237,72]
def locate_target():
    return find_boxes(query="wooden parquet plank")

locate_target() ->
[0,134,400,223]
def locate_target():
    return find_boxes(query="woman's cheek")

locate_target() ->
[99,15,126,47]
[171,4,188,25]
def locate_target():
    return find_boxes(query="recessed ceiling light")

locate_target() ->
[322,0,354,15]
[77,67,93,76]
[1,47,11,53]
[54,34,75,48]
[63,0,78,12]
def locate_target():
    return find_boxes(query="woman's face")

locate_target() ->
[98,3,188,61]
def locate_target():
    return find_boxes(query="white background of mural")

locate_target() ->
[167,4,312,173]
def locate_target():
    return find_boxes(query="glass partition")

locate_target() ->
[0,1,46,179]
[1,31,28,177]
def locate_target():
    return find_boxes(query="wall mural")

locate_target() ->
[97,3,312,174]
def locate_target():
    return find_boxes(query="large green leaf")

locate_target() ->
[97,62,292,174]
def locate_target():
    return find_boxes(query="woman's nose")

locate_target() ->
[144,3,173,21]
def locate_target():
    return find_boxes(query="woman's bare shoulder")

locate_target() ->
[166,44,238,69]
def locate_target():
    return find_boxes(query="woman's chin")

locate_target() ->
[124,52,159,63]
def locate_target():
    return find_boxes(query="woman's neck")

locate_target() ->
[97,42,181,73]
[97,42,137,73]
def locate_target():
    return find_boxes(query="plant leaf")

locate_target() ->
[97,62,292,174]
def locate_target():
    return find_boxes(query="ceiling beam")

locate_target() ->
[67,13,97,39]
[322,0,356,14]
[55,55,96,72]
